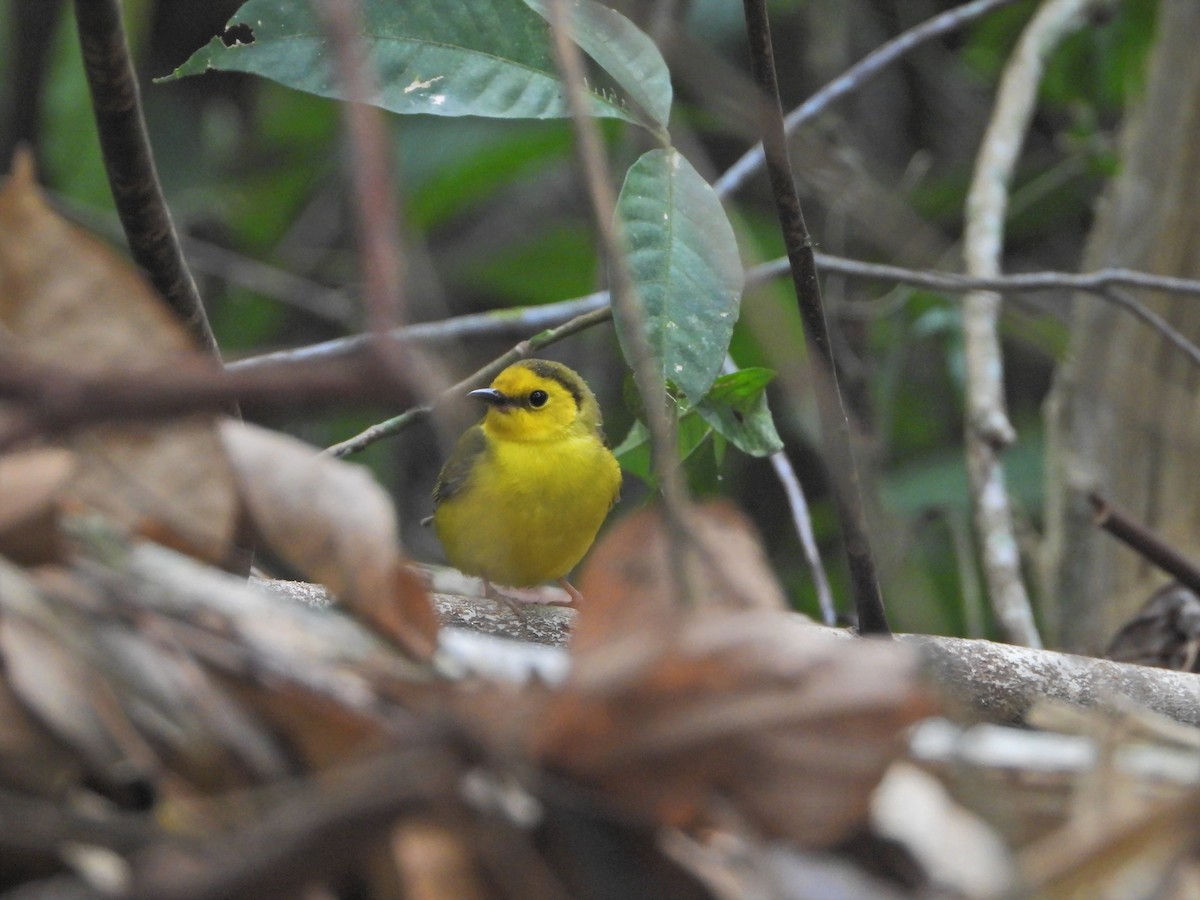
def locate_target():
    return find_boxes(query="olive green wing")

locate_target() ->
[432,425,489,507]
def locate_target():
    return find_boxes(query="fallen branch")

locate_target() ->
[244,565,1200,728]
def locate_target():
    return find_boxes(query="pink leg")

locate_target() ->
[558,578,583,607]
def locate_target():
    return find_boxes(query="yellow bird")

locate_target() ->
[432,359,621,605]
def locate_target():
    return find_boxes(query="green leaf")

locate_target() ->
[614,148,743,404]
[614,412,711,486]
[696,368,783,457]
[165,0,649,127]
[521,0,672,128]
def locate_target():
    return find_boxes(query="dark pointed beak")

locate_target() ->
[468,388,508,406]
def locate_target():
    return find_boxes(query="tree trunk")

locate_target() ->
[1043,0,1200,652]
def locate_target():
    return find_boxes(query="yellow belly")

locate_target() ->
[433,433,620,587]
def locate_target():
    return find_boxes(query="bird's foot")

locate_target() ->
[482,581,576,619]
[557,578,584,607]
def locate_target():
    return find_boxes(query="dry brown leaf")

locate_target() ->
[572,501,790,655]
[0,562,148,790]
[0,447,74,564]
[462,612,933,848]
[0,152,238,565]
[1019,788,1200,899]
[1,558,302,799]
[220,420,438,660]
[0,676,83,797]
[524,612,933,848]
[225,679,390,771]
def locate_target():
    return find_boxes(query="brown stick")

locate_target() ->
[1088,492,1200,597]
[71,0,219,360]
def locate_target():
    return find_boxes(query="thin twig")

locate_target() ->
[545,0,695,607]
[7,250,1199,449]
[71,0,219,358]
[1089,493,1200,599]
[721,355,836,624]
[227,260,1200,375]
[785,256,1200,300]
[1098,287,1200,368]
[228,292,607,372]
[741,0,889,635]
[314,0,422,394]
[716,0,1025,198]
[961,0,1104,649]
[324,306,614,457]
[771,450,837,625]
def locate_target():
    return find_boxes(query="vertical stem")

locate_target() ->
[962,0,1099,648]
[740,0,889,635]
[314,0,441,407]
[72,0,220,360]
[314,0,405,340]
[545,0,694,607]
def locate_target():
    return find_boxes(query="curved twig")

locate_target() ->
[71,0,219,358]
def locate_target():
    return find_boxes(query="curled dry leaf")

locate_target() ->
[0,447,74,564]
[220,420,438,660]
[0,559,148,794]
[0,153,237,565]
[473,612,934,849]
[0,668,84,797]
[572,500,790,655]
[2,559,298,797]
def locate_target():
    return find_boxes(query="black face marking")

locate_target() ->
[522,360,583,409]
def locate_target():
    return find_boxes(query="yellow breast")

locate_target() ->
[433,431,620,587]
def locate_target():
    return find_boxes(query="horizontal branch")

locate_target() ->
[7,253,1199,447]
[227,259,1200,375]
[0,348,409,449]
[257,573,1200,728]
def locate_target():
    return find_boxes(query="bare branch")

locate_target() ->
[544,0,696,608]
[770,449,837,625]
[313,0,404,339]
[716,0,1026,199]
[0,348,398,450]
[1089,493,1200,599]
[740,0,888,635]
[324,306,613,457]
[71,0,219,359]
[960,0,1107,648]
[722,355,837,626]
[227,261,1200,375]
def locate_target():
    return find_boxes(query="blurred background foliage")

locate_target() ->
[0,0,1159,635]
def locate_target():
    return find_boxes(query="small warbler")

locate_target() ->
[432,359,621,605]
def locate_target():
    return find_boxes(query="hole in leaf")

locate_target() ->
[222,23,255,47]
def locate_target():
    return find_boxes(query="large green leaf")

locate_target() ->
[614,148,743,404]
[166,0,650,127]
[521,0,671,128]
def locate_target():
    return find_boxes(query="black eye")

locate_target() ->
[529,389,549,408]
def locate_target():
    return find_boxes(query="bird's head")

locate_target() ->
[471,359,604,442]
